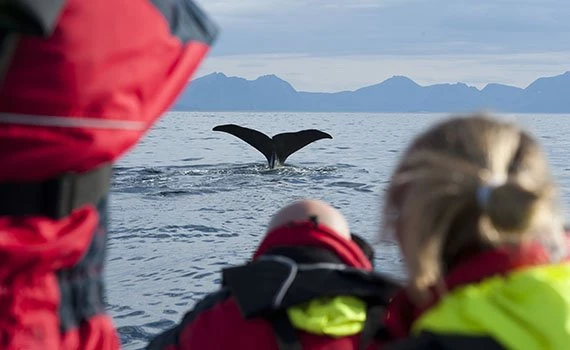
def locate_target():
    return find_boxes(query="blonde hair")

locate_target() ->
[381,114,565,303]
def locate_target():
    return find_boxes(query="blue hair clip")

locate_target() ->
[476,176,506,209]
[476,185,494,209]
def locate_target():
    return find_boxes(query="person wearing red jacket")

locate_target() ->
[375,115,570,349]
[148,199,401,350]
[0,1,217,349]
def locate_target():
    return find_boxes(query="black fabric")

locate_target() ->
[223,259,294,318]
[150,0,218,45]
[146,288,231,349]
[0,32,18,86]
[0,0,65,36]
[0,163,112,219]
[57,196,109,331]
[351,233,375,263]
[384,332,505,350]
[268,311,302,350]
[222,252,400,319]
[358,306,386,350]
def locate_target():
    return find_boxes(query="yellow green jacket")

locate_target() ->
[386,246,570,350]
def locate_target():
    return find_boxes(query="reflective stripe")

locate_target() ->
[0,113,147,130]
[258,255,299,309]
[413,263,570,350]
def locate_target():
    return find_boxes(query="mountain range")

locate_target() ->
[173,71,570,113]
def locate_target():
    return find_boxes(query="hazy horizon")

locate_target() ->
[194,1,570,92]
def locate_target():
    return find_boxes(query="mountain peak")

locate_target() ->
[196,72,228,82]
[252,74,296,92]
[384,75,417,84]
[526,71,570,91]
[481,82,522,92]
[355,75,420,93]
[391,75,413,80]
[256,74,281,81]
[379,75,421,88]
[206,72,227,78]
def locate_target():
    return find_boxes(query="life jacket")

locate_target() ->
[0,1,217,349]
[147,222,401,350]
[383,242,570,350]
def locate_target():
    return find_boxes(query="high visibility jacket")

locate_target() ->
[382,242,570,350]
[413,262,570,350]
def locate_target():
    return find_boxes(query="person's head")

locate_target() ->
[381,114,565,301]
[267,198,351,240]
[260,198,375,267]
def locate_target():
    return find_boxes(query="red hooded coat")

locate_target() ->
[0,1,217,348]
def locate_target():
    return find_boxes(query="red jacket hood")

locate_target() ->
[252,221,373,270]
[0,0,218,181]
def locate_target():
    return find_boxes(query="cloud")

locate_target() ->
[197,0,570,56]
[202,0,414,16]
[192,1,570,91]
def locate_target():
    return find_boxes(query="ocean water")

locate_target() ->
[106,112,570,349]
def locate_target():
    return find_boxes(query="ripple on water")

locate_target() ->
[116,325,156,349]
[115,310,145,320]
[144,319,176,329]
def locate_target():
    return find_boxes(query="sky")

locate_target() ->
[194,0,570,92]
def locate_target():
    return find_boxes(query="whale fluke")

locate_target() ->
[212,124,332,168]
[272,130,332,163]
[213,124,274,162]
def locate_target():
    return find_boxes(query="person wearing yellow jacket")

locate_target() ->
[377,114,570,350]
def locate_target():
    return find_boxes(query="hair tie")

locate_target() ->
[476,176,506,209]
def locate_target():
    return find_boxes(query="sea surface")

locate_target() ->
[107,112,570,349]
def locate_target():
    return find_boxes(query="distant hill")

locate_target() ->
[173,71,570,113]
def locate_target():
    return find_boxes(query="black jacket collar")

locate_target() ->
[222,246,400,319]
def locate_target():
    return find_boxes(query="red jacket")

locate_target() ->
[148,222,400,350]
[0,1,217,349]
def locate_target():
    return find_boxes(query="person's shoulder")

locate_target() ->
[190,288,232,315]
[146,288,231,350]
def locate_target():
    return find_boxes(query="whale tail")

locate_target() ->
[212,124,274,162]
[212,124,332,168]
[272,129,333,165]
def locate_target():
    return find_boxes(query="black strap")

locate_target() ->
[359,306,387,350]
[0,32,18,87]
[0,163,112,219]
[268,311,302,350]
[384,331,506,350]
